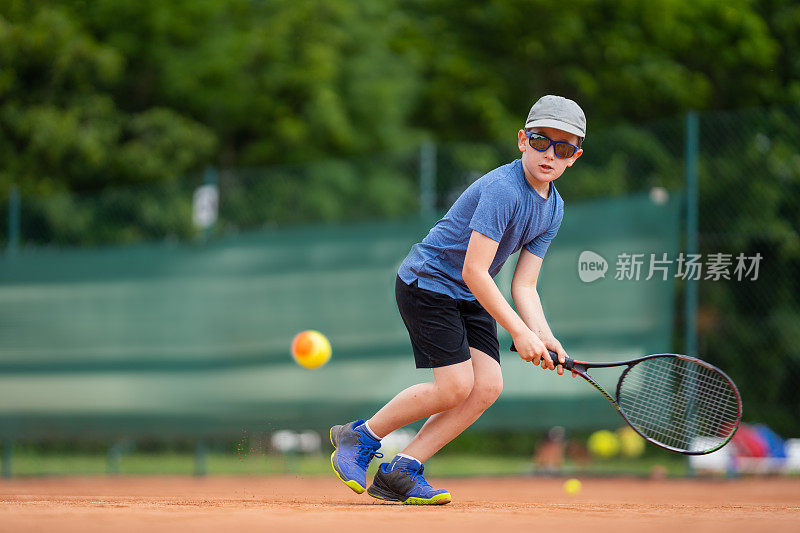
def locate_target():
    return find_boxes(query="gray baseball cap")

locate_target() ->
[524,95,586,139]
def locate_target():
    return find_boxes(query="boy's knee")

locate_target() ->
[437,373,474,409]
[473,377,503,410]
[451,378,474,405]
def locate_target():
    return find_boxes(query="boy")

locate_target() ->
[330,95,585,505]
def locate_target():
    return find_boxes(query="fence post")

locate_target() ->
[419,141,436,218]
[107,441,124,475]
[685,111,699,356]
[194,440,208,476]
[7,186,20,255]
[203,166,219,241]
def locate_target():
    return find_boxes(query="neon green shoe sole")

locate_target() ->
[367,485,452,505]
[329,425,366,494]
[404,492,452,505]
[330,450,366,494]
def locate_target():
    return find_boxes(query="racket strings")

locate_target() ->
[622,368,714,449]
[617,357,740,452]
[627,365,739,428]
[622,361,738,450]
[625,364,738,448]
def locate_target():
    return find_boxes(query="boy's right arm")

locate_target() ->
[462,230,554,368]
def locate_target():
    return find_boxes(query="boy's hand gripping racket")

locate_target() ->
[510,345,742,455]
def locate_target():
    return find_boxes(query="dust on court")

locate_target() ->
[1,475,798,532]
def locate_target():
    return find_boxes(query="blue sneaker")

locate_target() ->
[367,456,451,505]
[329,420,383,494]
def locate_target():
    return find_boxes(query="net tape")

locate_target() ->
[617,357,740,452]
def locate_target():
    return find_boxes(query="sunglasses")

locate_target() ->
[525,132,580,159]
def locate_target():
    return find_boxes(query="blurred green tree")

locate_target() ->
[75,0,421,166]
[1,0,798,245]
[2,0,797,191]
[0,2,217,195]
[399,0,782,140]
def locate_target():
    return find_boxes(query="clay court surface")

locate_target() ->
[1,475,798,532]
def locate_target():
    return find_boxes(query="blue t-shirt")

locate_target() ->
[398,158,564,300]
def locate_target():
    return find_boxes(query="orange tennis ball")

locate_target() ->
[291,330,332,369]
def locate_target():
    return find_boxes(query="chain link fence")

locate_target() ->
[694,107,800,437]
[2,106,799,438]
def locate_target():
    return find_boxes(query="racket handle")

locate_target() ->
[509,345,574,370]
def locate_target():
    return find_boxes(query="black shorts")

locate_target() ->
[395,276,500,369]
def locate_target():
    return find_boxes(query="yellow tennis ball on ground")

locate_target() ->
[617,426,646,458]
[563,478,582,495]
[291,330,332,369]
[587,429,620,458]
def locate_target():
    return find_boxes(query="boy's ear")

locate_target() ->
[566,149,583,167]
[517,129,528,152]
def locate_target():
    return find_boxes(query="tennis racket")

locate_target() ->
[510,345,742,455]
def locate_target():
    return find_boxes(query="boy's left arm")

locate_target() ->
[511,248,574,376]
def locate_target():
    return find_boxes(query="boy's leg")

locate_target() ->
[329,359,473,494]
[366,359,474,438]
[400,348,502,462]
[365,348,500,505]
[332,276,478,499]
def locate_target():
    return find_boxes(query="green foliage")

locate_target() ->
[756,0,800,103]
[0,2,217,195]
[72,0,421,163]
[218,150,418,231]
[19,181,197,246]
[3,0,798,198]
[399,0,784,139]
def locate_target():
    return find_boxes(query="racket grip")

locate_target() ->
[509,345,573,370]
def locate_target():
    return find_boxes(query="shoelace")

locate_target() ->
[355,440,383,469]
[403,464,433,489]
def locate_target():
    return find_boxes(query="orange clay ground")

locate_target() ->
[1,475,799,532]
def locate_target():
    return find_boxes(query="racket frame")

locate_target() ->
[511,346,743,455]
[576,353,742,455]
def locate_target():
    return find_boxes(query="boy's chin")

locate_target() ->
[532,171,560,183]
